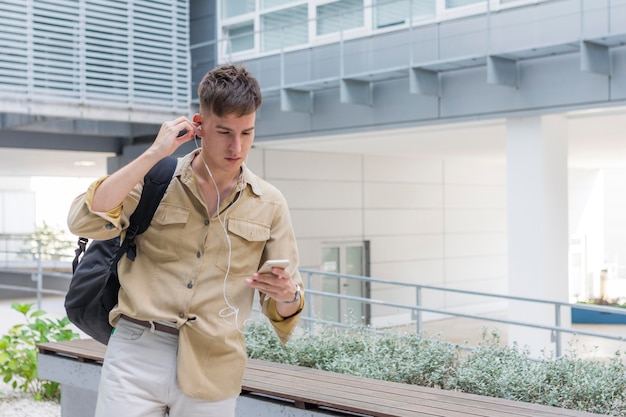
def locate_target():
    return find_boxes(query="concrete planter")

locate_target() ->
[571,306,626,324]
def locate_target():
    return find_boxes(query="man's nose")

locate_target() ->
[231,136,242,152]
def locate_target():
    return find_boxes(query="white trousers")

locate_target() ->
[95,317,237,417]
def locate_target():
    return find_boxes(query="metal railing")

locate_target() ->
[300,269,626,358]
[1,236,624,357]
[0,234,72,310]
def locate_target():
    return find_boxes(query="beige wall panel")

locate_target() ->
[263,150,362,181]
[271,180,362,209]
[294,238,325,270]
[444,160,506,185]
[444,209,507,233]
[445,233,507,258]
[245,149,264,175]
[290,209,363,238]
[369,235,444,263]
[445,256,508,283]
[444,184,507,209]
[364,209,443,236]
[364,183,443,209]
[443,278,509,308]
[363,156,443,183]
[369,259,445,285]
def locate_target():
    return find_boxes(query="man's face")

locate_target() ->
[198,112,256,176]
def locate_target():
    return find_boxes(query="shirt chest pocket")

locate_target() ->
[217,218,270,276]
[140,204,190,262]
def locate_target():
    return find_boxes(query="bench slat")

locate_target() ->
[38,339,106,363]
[244,360,596,417]
[244,361,538,417]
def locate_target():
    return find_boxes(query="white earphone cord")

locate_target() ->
[196,140,249,334]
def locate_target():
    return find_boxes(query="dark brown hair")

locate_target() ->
[197,64,262,117]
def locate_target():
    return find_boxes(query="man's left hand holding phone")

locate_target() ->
[245,259,301,317]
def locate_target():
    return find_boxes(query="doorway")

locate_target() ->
[320,241,370,325]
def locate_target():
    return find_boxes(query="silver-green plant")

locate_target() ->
[244,321,626,416]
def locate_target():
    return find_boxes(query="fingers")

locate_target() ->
[151,116,196,157]
[246,268,295,302]
[164,116,195,142]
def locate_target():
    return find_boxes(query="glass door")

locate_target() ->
[320,241,370,325]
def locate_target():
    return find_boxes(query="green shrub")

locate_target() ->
[0,303,79,401]
[244,320,626,416]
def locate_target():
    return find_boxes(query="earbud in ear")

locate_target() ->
[197,125,202,131]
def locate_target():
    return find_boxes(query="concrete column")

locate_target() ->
[506,115,568,356]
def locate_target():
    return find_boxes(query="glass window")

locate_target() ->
[412,0,436,19]
[375,0,407,28]
[375,0,434,29]
[446,0,484,7]
[261,0,298,10]
[317,0,364,36]
[261,5,308,52]
[221,0,255,19]
[225,23,255,53]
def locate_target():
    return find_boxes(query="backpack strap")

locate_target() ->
[72,237,89,272]
[121,156,178,261]
[71,157,177,270]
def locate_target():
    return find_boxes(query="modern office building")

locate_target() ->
[1,0,626,353]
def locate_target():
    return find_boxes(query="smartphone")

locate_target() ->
[258,259,290,274]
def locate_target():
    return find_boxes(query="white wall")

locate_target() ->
[568,169,604,301]
[602,168,626,296]
[0,176,36,235]
[248,149,509,326]
[250,146,626,327]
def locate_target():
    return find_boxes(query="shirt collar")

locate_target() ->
[180,149,263,197]
[241,164,263,196]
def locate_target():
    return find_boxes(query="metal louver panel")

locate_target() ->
[0,0,190,119]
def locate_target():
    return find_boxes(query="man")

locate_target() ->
[67,64,304,417]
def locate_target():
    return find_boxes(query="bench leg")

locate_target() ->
[61,385,98,417]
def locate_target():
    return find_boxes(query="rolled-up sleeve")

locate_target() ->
[67,176,140,241]
[262,291,305,344]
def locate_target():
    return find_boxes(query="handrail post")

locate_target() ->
[306,271,313,330]
[416,287,422,335]
[36,239,43,310]
[554,303,562,357]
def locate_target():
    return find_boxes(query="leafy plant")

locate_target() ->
[0,303,79,401]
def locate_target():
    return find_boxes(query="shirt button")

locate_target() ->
[204,219,210,226]
[196,251,201,258]
[187,282,193,289]
[105,223,114,230]
[179,312,185,318]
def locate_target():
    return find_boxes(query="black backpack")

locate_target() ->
[65,157,177,345]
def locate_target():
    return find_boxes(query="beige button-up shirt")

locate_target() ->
[67,149,304,401]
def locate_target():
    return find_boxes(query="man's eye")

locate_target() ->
[218,131,230,135]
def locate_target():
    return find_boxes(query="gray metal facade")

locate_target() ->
[248,0,626,143]
[0,0,194,155]
[0,0,624,161]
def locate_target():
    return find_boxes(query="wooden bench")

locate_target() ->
[38,339,605,417]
